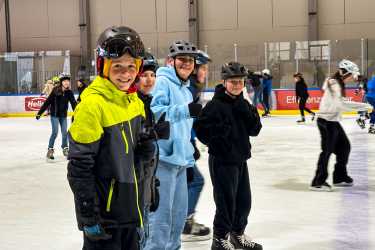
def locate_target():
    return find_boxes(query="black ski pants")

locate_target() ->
[83,227,140,250]
[209,155,252,238]
[298,97,314,117]
[312,118,351,186]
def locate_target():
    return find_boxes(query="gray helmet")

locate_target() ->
[221,62,248,80]
[59,72,71,82]
[168,40,199,58]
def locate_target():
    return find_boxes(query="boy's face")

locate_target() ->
[109,53,138,91]
[138,70,156,95]
[174,55,195,81]
[224,77,245,96]
[197,64,208,83]
[62,79,70,90]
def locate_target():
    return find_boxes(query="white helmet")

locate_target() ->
[262,69,271,75]
[338,59,360,78]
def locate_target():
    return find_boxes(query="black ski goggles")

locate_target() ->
[98,37,143,59]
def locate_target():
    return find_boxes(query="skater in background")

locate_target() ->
[310,59,372,191]
[145,40,201,250]
[355,75,370,130]
[294,72,315,123]
[261,69,272,117]
[247,71,263,107]
[194,62,263,250]
[67,26,155,250]
[76,78,88,103]
[41,79,55,97]
[36,73,76,161]
[182,50,211,242]
[136,51,170,247]
[366,74,375,134]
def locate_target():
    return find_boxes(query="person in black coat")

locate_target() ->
[76,79,88,103]
[36,73,76,160]
[294,72,315,123]
[193,62,263,250]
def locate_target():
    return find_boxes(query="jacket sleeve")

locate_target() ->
[69,91,77,110]
[37,91,54,115]
[150,77,190,123]
[243,101,262,136]
[67,98,104,229]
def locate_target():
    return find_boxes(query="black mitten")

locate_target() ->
[154,113,170,140]
[186,167,195,183]
[188,103,202,118]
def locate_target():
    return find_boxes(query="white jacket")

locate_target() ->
[317,78,371,121]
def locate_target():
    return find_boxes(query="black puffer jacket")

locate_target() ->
[38,86,77,117]
[295,79,309,99]
[193,84,262,164]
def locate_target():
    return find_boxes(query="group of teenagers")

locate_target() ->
[35,25,374,250]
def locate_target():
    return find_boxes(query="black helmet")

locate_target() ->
[97,26,145,59]
[196,50,211,65]
[221,62,248,80]
[59,72,71,82]
[168,40,199,58]
[142,52,159,73]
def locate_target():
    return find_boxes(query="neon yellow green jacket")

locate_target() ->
[67,76,148,229]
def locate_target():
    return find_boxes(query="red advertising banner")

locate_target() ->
[25,96,46,111]
[274,89,364,110]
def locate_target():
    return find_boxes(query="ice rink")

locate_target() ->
[0,115,374,250]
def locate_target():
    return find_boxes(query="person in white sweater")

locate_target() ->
[310,59,372,192]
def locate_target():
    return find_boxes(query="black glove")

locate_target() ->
[154,113,170,140]
[150,176,160,212]
[192,140,200,160]
[83,224,112,241]
[135,139,155,163]
[186,167,194,183]
[188,102,202,118]
[36,114,41,120]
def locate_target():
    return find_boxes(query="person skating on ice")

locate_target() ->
[182,49,211,242]
[365,74,375,134]
[293,72,315,123]
[36,73,77,161]
[194,62,263,250]
[310,59,372,192]
[261,69,272,117]
[135,51,170,248]
[144,40,201,250]
[355,74,369,129]
[67,26,155,250]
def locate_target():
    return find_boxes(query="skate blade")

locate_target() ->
[333,182,353,187]
[46,158,55,163]
[309,186,332,192]
[181,234,211,242]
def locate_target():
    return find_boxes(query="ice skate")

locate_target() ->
[369,125,375,134]
[182,215,211,242]
[333,175,353,187]
[311,112,316,121]
[297,117,306,124]
[230,233,263,250]
[261,111,270,118]
[46,148,55,162]
[356,118,366,129]
[211,234,235,250]
[309,182,332,192]
[63,147,69,157]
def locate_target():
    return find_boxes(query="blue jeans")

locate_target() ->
[367,97,375,124]
[252,87,263,107]
[187,165,204,216]
[145,161,188,250]
[48,116,68,149]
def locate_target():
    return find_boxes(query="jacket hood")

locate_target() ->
[80,76,139,106]
[156,66,189,87]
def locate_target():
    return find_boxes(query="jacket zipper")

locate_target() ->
[127,121,144,228]
[120,123,129,154]
[106,178,116,212]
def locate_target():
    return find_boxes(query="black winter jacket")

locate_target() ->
[193,84,262,164]
[295,79,309,99]
[38,87,77,117]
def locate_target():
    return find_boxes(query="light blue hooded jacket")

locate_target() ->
[150,66,195,167]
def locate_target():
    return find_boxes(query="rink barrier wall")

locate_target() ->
[0,88,365,117]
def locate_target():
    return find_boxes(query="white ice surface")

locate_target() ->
[0,116,374,250]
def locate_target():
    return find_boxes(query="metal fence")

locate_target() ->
[1,38,375,94]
